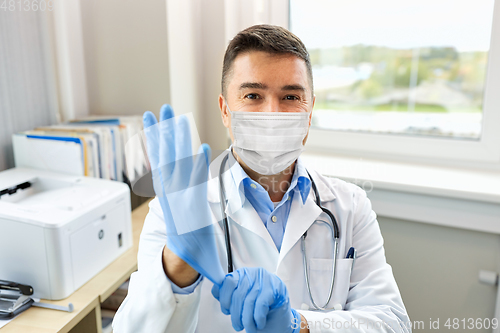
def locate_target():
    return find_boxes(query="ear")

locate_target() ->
[219,94,230,128]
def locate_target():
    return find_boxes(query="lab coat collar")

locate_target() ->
[207,148,337,211]
[277,168,336,267]
[207,149,244,212]
[305,169,336,203]
[207,149,232,204]
[228,150,312,209]
[207,149,277,250]
[207,148,320,203]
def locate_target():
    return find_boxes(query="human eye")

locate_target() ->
[284,95,300,101]
[244,93,260,100]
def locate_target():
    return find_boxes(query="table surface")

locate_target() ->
[0,199,151,333]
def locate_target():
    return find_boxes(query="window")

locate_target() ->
[289,0,500,163]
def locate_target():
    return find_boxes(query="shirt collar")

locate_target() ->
[291,157,312,204]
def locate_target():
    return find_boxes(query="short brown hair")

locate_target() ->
[221,24,313,98]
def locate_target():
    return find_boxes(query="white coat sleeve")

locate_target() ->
[112,198,203,333]
[297,186,411,333]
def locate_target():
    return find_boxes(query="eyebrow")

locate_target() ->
[282,84,306,92]
[239,82,306,92]
[239,82,267,90]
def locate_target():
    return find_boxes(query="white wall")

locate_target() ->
[80,0,170,116]
[80,0,229,150]
[379,216,499,331]
[197,0,229,151]
[165,0,228,150]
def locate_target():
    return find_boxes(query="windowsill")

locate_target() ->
[302,152,500,204]
[301,152,500,234]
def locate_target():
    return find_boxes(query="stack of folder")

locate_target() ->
[12,116,148,185]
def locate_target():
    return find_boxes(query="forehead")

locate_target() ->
[228,51,310,91]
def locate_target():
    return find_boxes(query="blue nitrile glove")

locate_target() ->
[143,104,225,285]
[211,267,301,333]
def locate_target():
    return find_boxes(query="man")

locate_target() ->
[113,25,410,332]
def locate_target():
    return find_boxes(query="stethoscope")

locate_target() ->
[218,152,340,311]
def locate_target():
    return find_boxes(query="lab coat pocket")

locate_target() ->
[309,258,353,310]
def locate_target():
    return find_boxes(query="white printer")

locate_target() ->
[0,168,132,300]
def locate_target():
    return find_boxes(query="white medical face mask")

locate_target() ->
[226,103,311,175]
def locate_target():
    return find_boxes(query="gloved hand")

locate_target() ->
[211,267,301,333]
[143,104,224,285]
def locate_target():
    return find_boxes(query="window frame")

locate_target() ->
[288,0,500,164]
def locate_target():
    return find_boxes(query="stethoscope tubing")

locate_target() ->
[218,152,340,310]
[302,223,339,310]
[219,154,233,273]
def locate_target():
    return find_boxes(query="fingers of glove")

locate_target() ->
[254,287,275,330]
[170,115,193,191]
[230,273,252,332]
[241,285,261,333]
[290,309,302,333]
[218,271,240,315]
[174,114,193,160]
[143,111,166,198]
[190,143,211,189]
[211,283,221,301]
[142,111,159,168]
[159,104,175,122]
[201,143,211,167]
[159,105,176,184]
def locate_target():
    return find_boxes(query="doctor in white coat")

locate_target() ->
[113,24,411,333]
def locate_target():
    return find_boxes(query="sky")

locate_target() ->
[290,0,495,52]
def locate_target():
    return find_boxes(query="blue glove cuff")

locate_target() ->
[290,308,302,333]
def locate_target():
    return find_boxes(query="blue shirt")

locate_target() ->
[169,150,311,294]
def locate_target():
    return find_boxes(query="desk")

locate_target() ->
[0,199,151,333]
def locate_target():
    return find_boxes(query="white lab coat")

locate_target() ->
[113,151,411,333]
